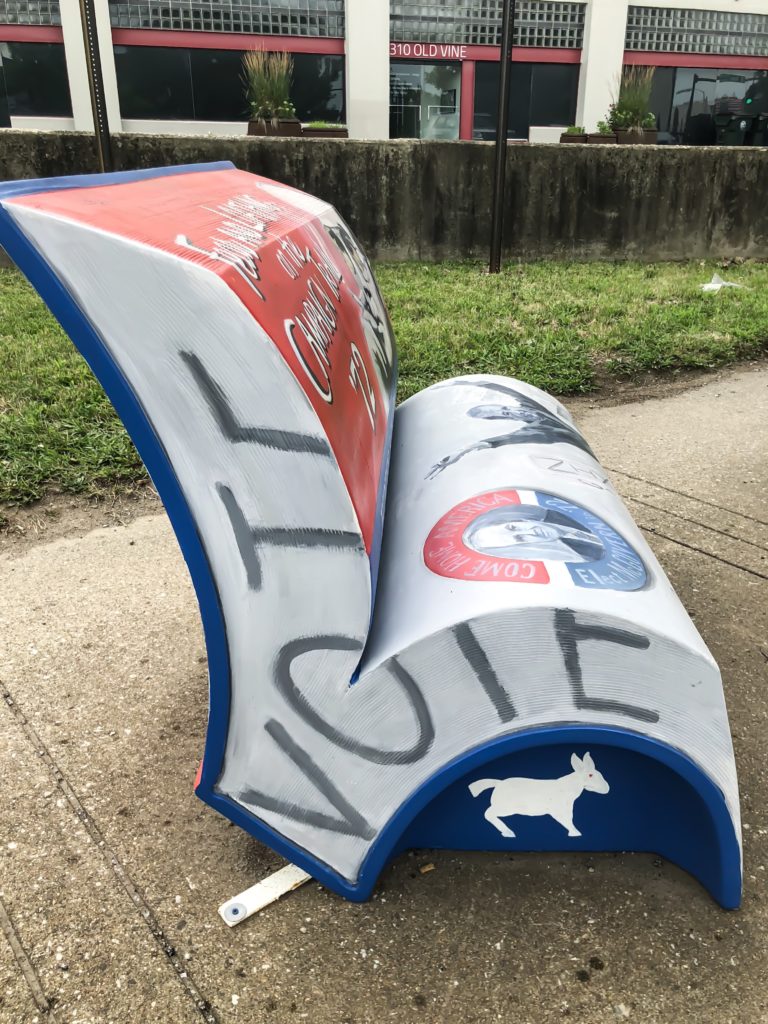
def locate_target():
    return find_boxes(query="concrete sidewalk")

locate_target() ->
[1,367,767,1024]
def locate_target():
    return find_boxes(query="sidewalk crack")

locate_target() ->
[626,495,768,554]
[0,683,219,1024]
[0,893,60,1021]
[639,525,768,582]
[607,467,768,530]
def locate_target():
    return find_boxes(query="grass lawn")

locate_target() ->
[1,259,768,509]
[379,260,768,400]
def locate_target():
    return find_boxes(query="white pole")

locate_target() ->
[59,0,121,134]
[345,0,390,139]
[575,0,629,132]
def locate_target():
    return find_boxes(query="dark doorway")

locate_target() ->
[474,60,579,140]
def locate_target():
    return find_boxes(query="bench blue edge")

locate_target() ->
[0,162,240,845]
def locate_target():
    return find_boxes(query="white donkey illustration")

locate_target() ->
[469,752,609,838]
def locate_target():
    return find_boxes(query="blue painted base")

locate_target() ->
[397,740,740,909]
[205,726,741,910]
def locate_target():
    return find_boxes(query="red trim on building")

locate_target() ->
[390,41,581,64]
[624,50,768,71]
[510,46,580,64]
[0,24,63,43]
[459,60,476,140]
[111,29,344,53]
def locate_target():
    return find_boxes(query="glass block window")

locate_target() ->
[390,1,585,48]
[109,0,344,37]
[626,7,768,57]
[0,0,61,26]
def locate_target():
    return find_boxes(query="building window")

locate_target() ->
[473,60,578,140]
[0,41,71,116]
[655,67,768,145]
[390,1,585,49]
[390,61,461,139]
[0,63,9,126]
[109,0,344,37]
[626,6,768,58]
[0,0,60,26]
[114,46,345,122]
[115,46,194,119]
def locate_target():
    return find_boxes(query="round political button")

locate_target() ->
[423,489,647,591]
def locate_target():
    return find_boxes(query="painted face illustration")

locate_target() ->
[468,404,541,424]
[463,505,605,562]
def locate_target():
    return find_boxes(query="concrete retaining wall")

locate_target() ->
[1,131,767,262]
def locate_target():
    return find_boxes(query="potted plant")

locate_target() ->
[559,125,587,144]
[242,49,301,137]
[302,121,349,139]
[587,120,617,144]
[610,108,658,144]
[606,66,658,144]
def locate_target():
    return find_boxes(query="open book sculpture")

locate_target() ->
[0,163,742,908]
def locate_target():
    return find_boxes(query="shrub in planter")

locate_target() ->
[611,110,658,144]
[242,49,301,137]
[588,119,617,144]
[606,67,658,144]
[560,125,587,144]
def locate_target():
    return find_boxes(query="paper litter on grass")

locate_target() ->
[700,272,746,293]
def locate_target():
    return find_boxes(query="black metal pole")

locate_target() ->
[685,74,699,131]
[489,0,516,274]
[78,0,113,172]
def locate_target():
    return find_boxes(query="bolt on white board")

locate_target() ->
[219,864,313,927]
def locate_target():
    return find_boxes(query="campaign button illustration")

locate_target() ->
[424,489,647,591]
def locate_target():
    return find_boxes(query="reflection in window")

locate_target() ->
[390,61,461,140]
[290,53,344,123]
[715,70,767,116]
[114,46,344,122]
[666,67,768,144]
[672,68,717,144]
[0,41,71,117]
[746,72,768,117]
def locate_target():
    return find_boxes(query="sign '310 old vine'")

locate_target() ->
[0,163,742,909]
[389,42,469,60]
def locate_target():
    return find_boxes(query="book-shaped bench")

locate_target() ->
[0,163,742,909]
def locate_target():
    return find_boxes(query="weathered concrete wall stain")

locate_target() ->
[0,132,767,261]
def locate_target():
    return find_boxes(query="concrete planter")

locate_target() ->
[302,127,349,139]
[247,118,303,138]
[615,129,658,145]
